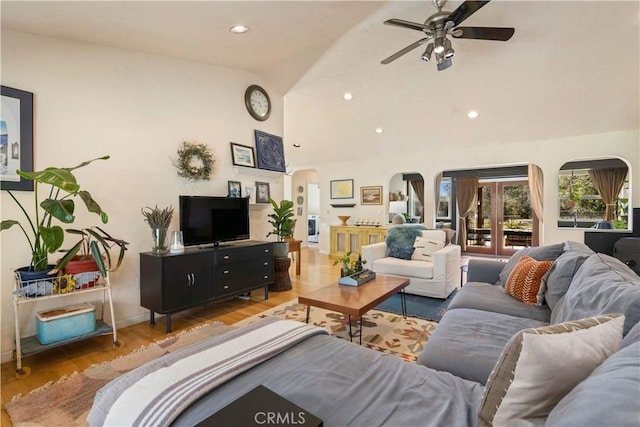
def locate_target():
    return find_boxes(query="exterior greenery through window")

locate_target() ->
[437,178,452,219]
[558,169,629,229]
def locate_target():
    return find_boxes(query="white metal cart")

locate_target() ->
[12,270,118,376]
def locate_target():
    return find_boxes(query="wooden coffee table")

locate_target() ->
[298,274,409,344]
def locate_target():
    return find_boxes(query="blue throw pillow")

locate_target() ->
[388,244,415,260]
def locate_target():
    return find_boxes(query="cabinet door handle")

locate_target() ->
[223,285,229,290]
[264,275,269,279]
[223,255,230,260]
[223,270,229,274]
[186,274,192,286]
[190,273,195,286]
[264,249,270,253]
[263,262,268,266]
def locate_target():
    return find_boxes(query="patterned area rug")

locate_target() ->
[4,322,233,427]
[234,299,438,363]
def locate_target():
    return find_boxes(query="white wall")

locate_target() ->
[0,31,285,362]
[301,130,639,256]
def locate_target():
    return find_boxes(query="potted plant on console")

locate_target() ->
[266,198,295,258]
[0,156,118,289]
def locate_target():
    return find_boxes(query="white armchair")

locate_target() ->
[362,229,461,299]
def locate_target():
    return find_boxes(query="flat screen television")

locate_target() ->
[179,196,250,247]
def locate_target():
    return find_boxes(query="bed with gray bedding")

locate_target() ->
[88,317,484,426]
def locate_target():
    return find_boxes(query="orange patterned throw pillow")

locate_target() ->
[505,255,554,305]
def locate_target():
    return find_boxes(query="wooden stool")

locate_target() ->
[271,257,292,292]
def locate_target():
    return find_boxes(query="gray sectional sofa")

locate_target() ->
[91,241,639,426]
[418,241,640,425]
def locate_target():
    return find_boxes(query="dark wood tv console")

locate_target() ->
[140,240,274,333]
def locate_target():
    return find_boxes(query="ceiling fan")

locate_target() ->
[381,0,514,71]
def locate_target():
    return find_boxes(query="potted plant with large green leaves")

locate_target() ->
[266,198,295,257]
[55,226,129,288]
[1,156,113,286]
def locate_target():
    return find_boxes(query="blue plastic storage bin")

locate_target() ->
[35,303,96,345]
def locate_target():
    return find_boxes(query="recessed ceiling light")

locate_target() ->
[467,110,479,119]
[343,92,353,101]
[229,25,249,34]
[375,128,384,134]
[293,144,301,148]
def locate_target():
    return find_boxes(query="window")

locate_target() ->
[558,159,630,229]
[437,177,452,220]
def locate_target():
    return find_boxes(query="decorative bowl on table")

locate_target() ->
[338,215,351,226]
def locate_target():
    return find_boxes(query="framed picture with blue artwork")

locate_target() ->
[254,130,286,173]
[1,86,34,191]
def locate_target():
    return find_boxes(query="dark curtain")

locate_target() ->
[454,177,479,251]
[409,178,425,223]
[588,167,628,221]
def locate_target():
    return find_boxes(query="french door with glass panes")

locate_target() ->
[465,180,539,256]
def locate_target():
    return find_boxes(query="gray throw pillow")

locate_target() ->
[388,244,415,260]
[540,242,594,310]
[496,243,565,286]
[551,254,640,335]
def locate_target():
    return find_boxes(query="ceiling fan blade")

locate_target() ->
[384,18,429,32]
[452,26,515,41]
[381,38,430,64]
[446,1,491,27]
[437,58,452,71]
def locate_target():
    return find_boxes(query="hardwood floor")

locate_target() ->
[1,245,335,426]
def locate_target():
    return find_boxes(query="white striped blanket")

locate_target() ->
[87,317,328,427]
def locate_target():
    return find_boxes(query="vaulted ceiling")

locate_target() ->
[3,1,639,167]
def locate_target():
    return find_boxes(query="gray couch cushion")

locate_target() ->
[541,241,594,310]
[417,308,548,385]
[546,338,640,426]
[448,282,551,322]
[551,253,640,335]
[466,259,506,284]
[496,243,565,286]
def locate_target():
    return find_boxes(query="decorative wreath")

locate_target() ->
[174,141,214,181]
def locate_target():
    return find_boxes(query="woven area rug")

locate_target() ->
[4,322,233,427]
[234,299,438,363]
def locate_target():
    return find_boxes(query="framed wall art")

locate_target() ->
[330,179,354,199]
[361,186,383,205]
[243,185,256,204]
[255,181,271,204]
[254,130,286,172]
[230,142,256,168]
[1,86,34,191]
[228,180,242,198]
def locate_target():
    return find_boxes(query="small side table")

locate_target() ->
[271,257,292,292]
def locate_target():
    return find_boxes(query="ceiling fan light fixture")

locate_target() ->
[444,39,455,59]
[434,36,446,54]
[420,43,434,62]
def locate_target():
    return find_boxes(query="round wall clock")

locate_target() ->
[244,85,271,121]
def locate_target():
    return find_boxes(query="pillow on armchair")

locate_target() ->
[412,236,445,262]
[388,244,415,260]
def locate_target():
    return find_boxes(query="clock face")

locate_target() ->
[245,85,271,121]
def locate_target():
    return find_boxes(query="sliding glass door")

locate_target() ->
[466,180,538,256]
